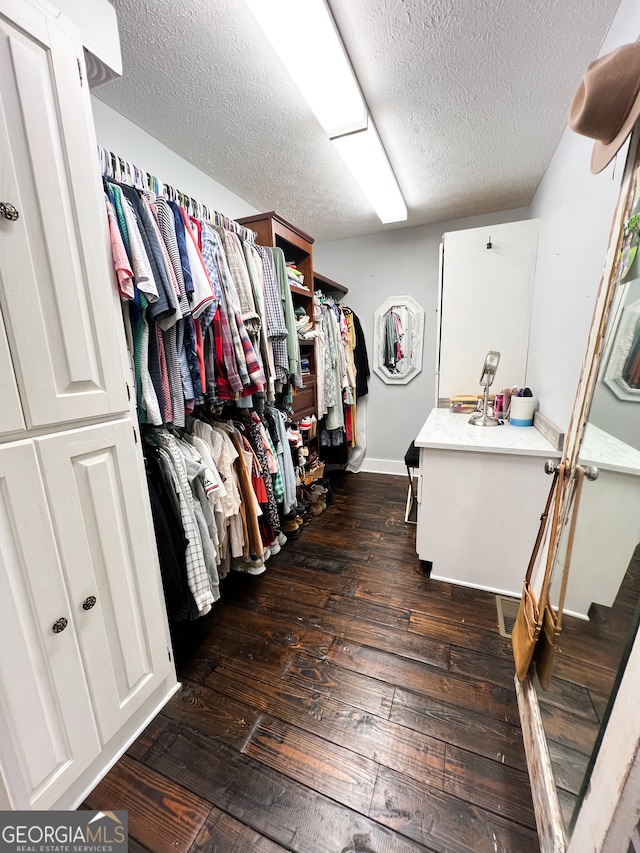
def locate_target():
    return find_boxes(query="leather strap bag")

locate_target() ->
[534,467,585,690]
[513,465,564,681]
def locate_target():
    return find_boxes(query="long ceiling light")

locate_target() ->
[332,123,408,223]
[244,0,407,223]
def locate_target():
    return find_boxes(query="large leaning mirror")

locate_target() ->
[373,295,425,384]
[523,133,640,850]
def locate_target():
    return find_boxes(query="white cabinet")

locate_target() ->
[416,408,560,595]
[437,219,539,405]
[0,0,176,811]
[0,440,100,809]
[36,421,172,745]
[0,1,127,431]
[553,423,640,619]
[0,306,24,435]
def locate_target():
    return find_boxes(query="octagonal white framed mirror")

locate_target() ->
[373,295,425,385]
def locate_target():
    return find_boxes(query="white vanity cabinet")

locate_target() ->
[416,409,560,595]
[0,0,176,810]
[554,423,640,619]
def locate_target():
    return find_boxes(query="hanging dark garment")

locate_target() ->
[352,311,370,398]
[243,413,280,542]
[144,447,198,622]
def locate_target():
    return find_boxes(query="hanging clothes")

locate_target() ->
[352,310,370,399]
[313,292,370,467]
[383,308,404,372]
[100,156,357,622]
[256,244,289,385]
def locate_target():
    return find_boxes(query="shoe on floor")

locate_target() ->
[277,532,288,547]
[231,558,267,576]
[282,519,301,536]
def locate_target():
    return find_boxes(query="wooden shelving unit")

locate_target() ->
[237,212,316,420]
[313,271,348,298]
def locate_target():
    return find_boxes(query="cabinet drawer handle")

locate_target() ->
[0,202,19,221]
[82,595,97,610]
[52,617,68,634]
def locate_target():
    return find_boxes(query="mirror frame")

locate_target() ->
[603,295,640,400]
[373,295,425,385]
[516,130,640,853]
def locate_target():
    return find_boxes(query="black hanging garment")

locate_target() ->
[352,311,370,398]
[145,446,198,621]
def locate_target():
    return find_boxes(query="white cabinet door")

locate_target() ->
[437,219,539,404]
[36,421,172,745]
[0,303,24,436]
[0,440,100,808]
[0,5,128,429]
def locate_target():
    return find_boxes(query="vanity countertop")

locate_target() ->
[580,423,640,476]
[415,407,561,457]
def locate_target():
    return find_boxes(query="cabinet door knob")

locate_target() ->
[82,595,97,610]
[52,617,68,634]
[544,459,560,474]
[582,465,599,482]
[0,202,19,221]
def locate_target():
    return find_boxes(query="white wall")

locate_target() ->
[526,0,640,435]
[91,98,260,221]
[314,208,529,473]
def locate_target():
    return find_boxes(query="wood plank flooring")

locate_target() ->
[83,472,539,853]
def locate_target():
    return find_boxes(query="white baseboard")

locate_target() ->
[562,607,589,621]
[358,457,406,476]
[430,574,522,600]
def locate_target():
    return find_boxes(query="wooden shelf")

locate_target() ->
[313,271,348,297]
[290,284,312,297]
[237,211,314,251]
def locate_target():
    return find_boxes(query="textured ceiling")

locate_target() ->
[96,0,621,242]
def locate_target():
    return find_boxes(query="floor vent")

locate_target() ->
[496,596,520,638]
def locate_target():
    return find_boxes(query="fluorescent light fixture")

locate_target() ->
[245,0,407,224]
[244,0,367,137]
[332,122,408,223]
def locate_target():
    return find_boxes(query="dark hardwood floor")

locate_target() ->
[84,472,539,853]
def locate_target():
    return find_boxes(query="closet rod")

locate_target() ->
[97,145,257,243]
